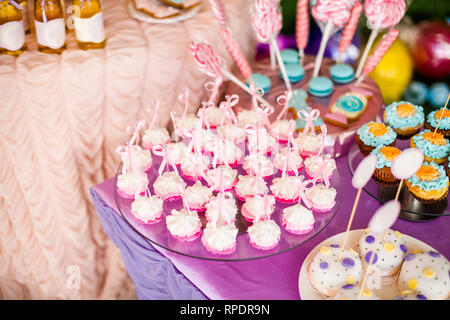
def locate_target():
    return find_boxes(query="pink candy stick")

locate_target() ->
[190,41,224,79]
[362,29,399,76]
[296,0,309,63]
[338,2,362,59]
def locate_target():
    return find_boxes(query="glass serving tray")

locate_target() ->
[348,139,450,221]
[114,154,342,261]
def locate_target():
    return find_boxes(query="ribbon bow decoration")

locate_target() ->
[288,119,299,154]
[116,144,133,174]
[249,81,265,111]
[146,101,160,130]
[219,94,239,125]
[198,102,213,130]
[297,107,321,137]
[276,90,293,121]
[127,120,146,146]
[255,103,274,129]
[297,176,314,209]
[317,123,328,156]
[204,79,223,106]
[311,154,332,187]
[152,145,179,177]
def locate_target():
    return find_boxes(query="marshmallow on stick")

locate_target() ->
[355,0,406,78]
[337,2,363,63]
[337,153,377,261]
[355,29,400,85]
[311,0,353,77]
[190,41,273,108]
[208,0,253,79]
[251,0,291,91]
[296,0,309,64]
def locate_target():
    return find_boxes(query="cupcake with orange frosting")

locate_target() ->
[383,101,424,139]
[371,145,402,185]
[356,121,397,156]
[405,162,449,203]
[425,108,450,138]
[410,130,450,165]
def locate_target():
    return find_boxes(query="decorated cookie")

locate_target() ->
[288,88,309,118]
[393,293,428,300]
[132,0,181,19]
[329,92,368,122]
[308,244,363,297]
[356,229,407,276]
[397,250,450,300]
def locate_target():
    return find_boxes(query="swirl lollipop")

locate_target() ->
[355,0,406,78]
[251,0,292,91]
[310,0,354,78]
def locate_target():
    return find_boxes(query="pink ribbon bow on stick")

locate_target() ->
[127,120,146,146]
[219,94,239,126]
[297,176,314,209]
[170,111,183,141]
[152,145,179,177]
[190,40,272,109]
[255,104,274,129]
[337,2,363,63]
[276,90,293,121]
[297,107,321,137]
[281,119,299,178]
[116,144,134,175]
[311,155,332,187]
[146,101,161,130]
[205,78,223,107]
[251,0,292,91]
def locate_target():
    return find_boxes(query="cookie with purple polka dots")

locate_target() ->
[397,250,450,300]
[331,285,381,300]
[355,229,407,277]
[308,244,363,297]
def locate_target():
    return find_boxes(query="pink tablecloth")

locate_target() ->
[91,156,450,299]
[0,0,255,299]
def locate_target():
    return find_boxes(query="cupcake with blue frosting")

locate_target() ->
[424,108,450,138]
[405,162,449,203]
[410,130,450,165]
[356,121,397,156]
[371,145,402,185]
[383,101,424,139]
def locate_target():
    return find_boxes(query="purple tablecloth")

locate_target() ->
[90,156,450,300]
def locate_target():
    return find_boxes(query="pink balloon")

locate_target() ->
[352,154,377,189]
[368,200,401,234]
[391,148,424,180]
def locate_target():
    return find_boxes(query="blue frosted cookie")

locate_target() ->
[281,63,304,83]
[280,48,299,65]
[246,73,271,94]
[383,101,424,139]
[330,92,368,122]
[330,64,354,84]
[308,77,333,97]
[288,89,309,117]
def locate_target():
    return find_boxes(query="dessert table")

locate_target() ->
[90,155,450,300]
[0,0,254,299]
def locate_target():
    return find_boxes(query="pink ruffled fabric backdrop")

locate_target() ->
[0,0,255,299]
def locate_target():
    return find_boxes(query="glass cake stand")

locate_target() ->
[114,155,342,261]
[348,140,450,221]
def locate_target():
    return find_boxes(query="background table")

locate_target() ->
[0,0,254,299]
[90,155,450,300]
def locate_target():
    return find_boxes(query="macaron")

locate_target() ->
[330,64,355,84]
[246,73,271,94]
[280,48,299,65]
[308,77,333,97]
[281,63,305,83]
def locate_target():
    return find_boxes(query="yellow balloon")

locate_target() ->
[366,36,413,105]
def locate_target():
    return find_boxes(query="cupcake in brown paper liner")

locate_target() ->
[356,121,397,156]
[405,162,449,204]
[424,108,450,139]
[371,145,402,185]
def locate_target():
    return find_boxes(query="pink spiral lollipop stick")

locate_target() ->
[338,2,362,62]
[356,29,399,85]
[355,0,405,77]
[296,0,309,64]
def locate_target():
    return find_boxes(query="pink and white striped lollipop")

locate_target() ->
[355,0,405,77]
[296,0,309,64]
[190,41,224,80]
[310,0,354,77]
[338,2,363,60]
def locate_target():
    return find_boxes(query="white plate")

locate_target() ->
[128,1,202,24]
[298,229,436,300]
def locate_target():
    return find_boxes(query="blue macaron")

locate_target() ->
[280,48,299,65]
[246,73,271,94]
[308,77,333,97]
[330,64,355,84]
[280,63,305,83]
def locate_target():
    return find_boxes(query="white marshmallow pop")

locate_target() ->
[397,250,450,300]
[308,244,363,297]
[356,229,408,277]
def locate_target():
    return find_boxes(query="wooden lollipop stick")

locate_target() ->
[338,188,362,261]
[432,93,450,137]
[395,179,403,201]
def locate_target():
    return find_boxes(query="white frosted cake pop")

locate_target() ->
[183,181,212,212]
[130,194,163,224]
[281,203,315,234]
[202,223,238,255]
[165,142,187,167]
[242,153,274,178]
[166,208,202,241]
[217,124,246,145]
[248,220,281,250]
[270,119,291,142]
[142,126,170,149]
[117,170,149,199]
[234,174,268,201]
[304,183,337,212]
[205,193,238,225]
[153,171,186,201]
[241,194,276,222]
[205,165,238,192]
[273,148,304,175]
